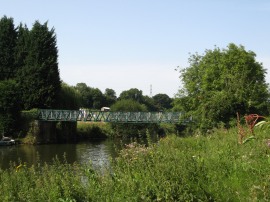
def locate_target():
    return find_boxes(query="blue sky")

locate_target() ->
[1,0,270,97]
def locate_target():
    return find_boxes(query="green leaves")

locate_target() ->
[174,43,269,131]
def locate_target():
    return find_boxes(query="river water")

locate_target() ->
[0,139,122,170]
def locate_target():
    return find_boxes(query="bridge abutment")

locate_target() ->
[25,121,77,144]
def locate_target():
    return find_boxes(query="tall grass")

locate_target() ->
[0,127,270,201]
[76,122,112,139]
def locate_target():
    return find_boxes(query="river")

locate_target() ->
[0,137,156,170]
[0,139,121,170]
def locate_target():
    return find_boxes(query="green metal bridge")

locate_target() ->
[37,109,183,123]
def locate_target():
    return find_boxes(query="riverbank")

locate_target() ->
[0,127,269,201]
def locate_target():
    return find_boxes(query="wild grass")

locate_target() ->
[76,121,112,140]
[0,127,270,201]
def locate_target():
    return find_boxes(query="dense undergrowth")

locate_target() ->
[1,127,270,201]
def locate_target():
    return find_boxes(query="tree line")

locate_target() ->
[64,83,172,111]
[0,16,173,135]
[2,16,268,136]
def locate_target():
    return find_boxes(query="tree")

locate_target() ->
[142,95,157,111]
[75,83,92,107]
[110,99,149,138]
[104,88,117,107]
[0,16,17,80]
[75,83,105,109]
[14,23,29,71]
[90,88,104,109]
[111,99,147,112]
[119,88,144,103]
[118,88,158,110]
[16,21,61,109]
[56,82,82,110]
[173,44,269,131]
[153,93,172,111]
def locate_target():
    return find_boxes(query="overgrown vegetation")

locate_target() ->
[1,127,270,201]
[110,99,160,138]
[76,121,112,139]
[173,44,270,132]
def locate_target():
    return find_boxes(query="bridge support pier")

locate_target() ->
[56,122,77,142]
[27,121,77,144]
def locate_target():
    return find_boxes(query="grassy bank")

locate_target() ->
[76,121,112,140]
[1,127,270,201]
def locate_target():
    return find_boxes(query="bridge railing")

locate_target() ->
[37,109,183,123]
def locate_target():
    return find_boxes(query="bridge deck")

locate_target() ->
[37,109,182,123]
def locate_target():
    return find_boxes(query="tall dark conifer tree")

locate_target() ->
[16,21,61,109]
[14,23,29,71]
[0,16,17,80]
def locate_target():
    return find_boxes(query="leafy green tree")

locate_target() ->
[104,88,117,107]
[153,93,172,111]
[16,21,60,109]
[0,16,17,80]
[56,82,82,110]
[90,88,104,109]
[174,44,269,131]
[119,88,158,110]
[110,99,149,138]
[75,83,105,109]
[119,88,144,103]
[142,95,157,111]
[111,99,147,112]
[75,83,92,107]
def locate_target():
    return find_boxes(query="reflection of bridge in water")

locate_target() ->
[37,109,183,123]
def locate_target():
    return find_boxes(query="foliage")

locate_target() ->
[56,82,81,110]
[119,88,144,103]
[21,108,39,120]
[75,83,105,109]
[14,23,29,71]
[0,80,21,135]
[90,88,104,109]
[119,88,158,111]
[152,93,172,111]
[0,158,87,202]
[110,99,147,112]
[110,99,152,138]
[15,21,61,109]
[141,95,157,111]
[1,128,270,201]
[174,44,269,132]
[103,88,117,107]
[77,122,111,139]
[0,16,17,80]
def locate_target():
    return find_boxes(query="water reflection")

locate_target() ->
[0,139,117,170]
[0,136,159,170]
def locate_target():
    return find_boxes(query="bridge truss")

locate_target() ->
[37,109,182,123]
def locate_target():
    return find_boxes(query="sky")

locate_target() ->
[1,0,270,97]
